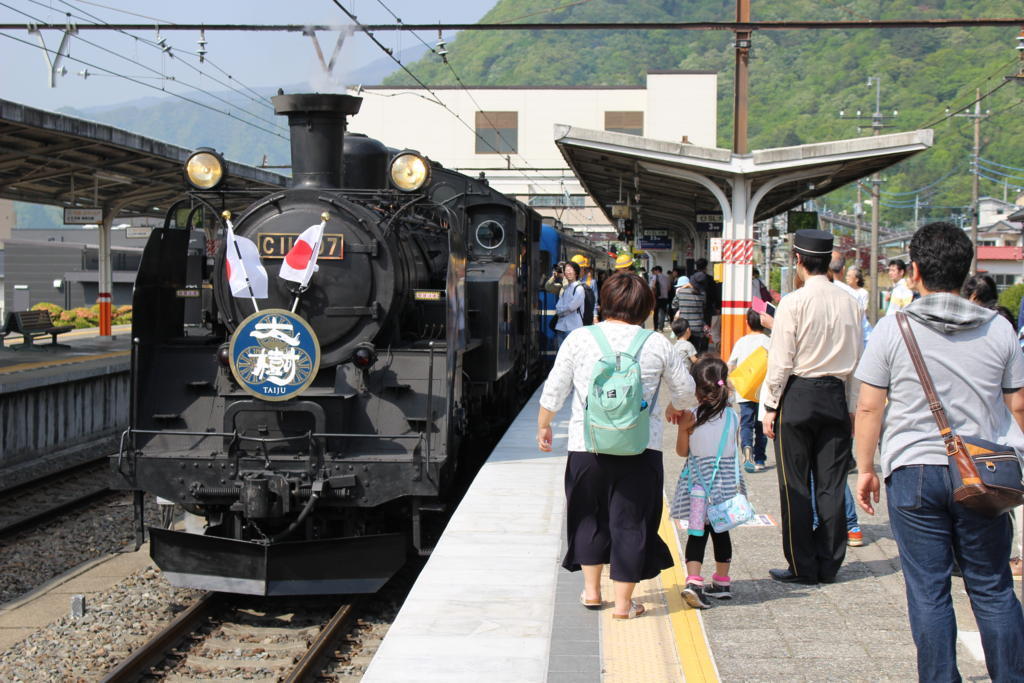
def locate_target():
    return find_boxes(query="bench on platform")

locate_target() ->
[3,310,73,349]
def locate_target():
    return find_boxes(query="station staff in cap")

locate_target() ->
[761,229,862,585]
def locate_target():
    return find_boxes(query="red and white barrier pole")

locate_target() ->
[97,291,112,336]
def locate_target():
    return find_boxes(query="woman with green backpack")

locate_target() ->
[537,271,696,619]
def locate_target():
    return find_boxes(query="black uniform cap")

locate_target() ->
[793,229,834,255]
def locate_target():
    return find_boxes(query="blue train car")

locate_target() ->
[538,223,612,361]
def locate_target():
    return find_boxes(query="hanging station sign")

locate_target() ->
[63,207,103,224]
[695,213,723,233]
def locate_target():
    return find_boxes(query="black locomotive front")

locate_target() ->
[113,92,539,595]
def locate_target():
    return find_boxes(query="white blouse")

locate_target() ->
[539,321,697,452]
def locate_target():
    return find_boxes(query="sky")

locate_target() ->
[0,0,498,111]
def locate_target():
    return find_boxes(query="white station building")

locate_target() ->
[347,70,718,245]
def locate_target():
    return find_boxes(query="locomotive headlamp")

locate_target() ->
[352,345,377,370]
[389,152,430,192]
[185,148,226,190]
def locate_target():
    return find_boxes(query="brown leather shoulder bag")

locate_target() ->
[895,312,1024,517]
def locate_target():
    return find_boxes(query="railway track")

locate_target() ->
[101,592,360,682]
[0,459,113,537]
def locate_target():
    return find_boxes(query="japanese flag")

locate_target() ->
[278,221,324,288]
[225,221,268,298]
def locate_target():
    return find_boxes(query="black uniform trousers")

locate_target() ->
[773,376,852,582]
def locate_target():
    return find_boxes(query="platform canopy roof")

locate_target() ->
[0,98,287,218]
[554,125,934,231]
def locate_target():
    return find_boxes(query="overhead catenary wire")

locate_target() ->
[47,0,278,115]
[0,29,288,139]
[8,0,286,134]
[334,0,594,226]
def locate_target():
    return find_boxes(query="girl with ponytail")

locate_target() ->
[670,356,747,609]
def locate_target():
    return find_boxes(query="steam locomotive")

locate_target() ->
[111,93,548,595]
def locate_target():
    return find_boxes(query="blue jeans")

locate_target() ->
[739,401,766,464]
[810,476,858,531]
[887,465,1024,682]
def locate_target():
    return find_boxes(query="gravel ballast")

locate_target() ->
[0,566,202,682]
[0,493,160,604]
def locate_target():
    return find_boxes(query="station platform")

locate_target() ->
[0,324,130,389]
[364,384,996,682]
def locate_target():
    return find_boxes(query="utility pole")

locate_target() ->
[854,183,863,264]
[954,90,989,273]
[839,76,897,324]
[733,0,751,154]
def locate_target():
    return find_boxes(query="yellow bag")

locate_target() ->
[729,345,768,402]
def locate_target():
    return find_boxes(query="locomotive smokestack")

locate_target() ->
[272,93,363,189]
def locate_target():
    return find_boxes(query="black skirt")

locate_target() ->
[562,448,674,583]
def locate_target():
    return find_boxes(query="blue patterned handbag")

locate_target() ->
[705,410,755,533]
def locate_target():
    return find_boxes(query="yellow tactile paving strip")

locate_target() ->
[599,499,719,683]
[0,350,129,375]
[658,503,720,682]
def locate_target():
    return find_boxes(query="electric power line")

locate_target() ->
[49,0,277,114]
[920,68,1014,129]
[334,0,594,226]
[7,0,286,134]
[0,29,288,139]
[979,154,1024,173]
[879,168,959,196]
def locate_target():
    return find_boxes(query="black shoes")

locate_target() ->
[704,582,732,600]
[682,582,712,609]
[769,568,818,585]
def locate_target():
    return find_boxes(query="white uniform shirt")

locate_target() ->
[540,321,697,452]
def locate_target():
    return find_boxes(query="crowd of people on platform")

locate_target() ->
[536,222,1024,682]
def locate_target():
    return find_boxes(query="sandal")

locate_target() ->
[580,591,602,610]
[611,600,645,620]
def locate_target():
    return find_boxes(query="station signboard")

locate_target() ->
[638,229,671,250]
[126,226,152,239]
[63,207,103,224]
[696,213,723,233]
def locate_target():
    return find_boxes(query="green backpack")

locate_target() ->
[583,326,654,455]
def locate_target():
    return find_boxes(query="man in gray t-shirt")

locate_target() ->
[855,310,1024,479]
[852,221,1024,682]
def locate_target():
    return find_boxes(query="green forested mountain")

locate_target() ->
[384,0,1024,225]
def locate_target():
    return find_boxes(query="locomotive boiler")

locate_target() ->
[112,92,543,595]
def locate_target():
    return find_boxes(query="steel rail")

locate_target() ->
[100,591,220,683]
[2,19,1024,31]
[101,594,355,682]
[0,459,113,537]
[283,601,358,683]
[0,487,113,537]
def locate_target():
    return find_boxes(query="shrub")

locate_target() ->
[71,307,97,328]
[31,302,63,316]
[998,284,1024,322]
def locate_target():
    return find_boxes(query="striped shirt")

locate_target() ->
[673,286,706,334]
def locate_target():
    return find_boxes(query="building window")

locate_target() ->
[979,240,997,247]
[475,111,517,154]
[605,111,644,136]
[991,273,1019,288]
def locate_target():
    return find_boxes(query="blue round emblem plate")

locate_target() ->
[228,308,320,401]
